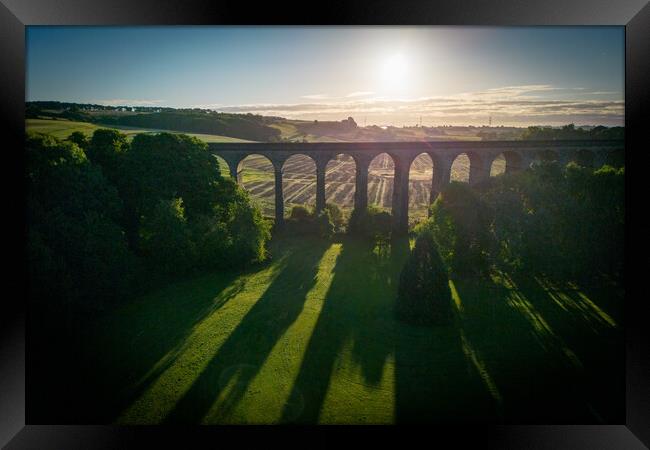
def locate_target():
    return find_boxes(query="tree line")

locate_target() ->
[26,102,282,142]
[520,124,624,140]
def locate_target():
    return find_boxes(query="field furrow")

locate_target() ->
[236,150,476,221]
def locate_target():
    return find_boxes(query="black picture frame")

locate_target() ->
[1,0,648,447]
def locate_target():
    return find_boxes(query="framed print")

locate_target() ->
[1,0,648,447]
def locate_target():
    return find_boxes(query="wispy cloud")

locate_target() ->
[207,85,623,125]
[346,91,375,98]
[300,93,330,100]
[577,91,619,95]
[192,103,224,109]
[92,99,166,106]
[301,91,375,100]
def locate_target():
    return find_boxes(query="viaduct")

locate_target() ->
[209,140,624,233]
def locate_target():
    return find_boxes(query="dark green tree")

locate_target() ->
[115,132,221,250]
[479,161,624,281]
[26,132,137,314]
[66,131,89,150]
[395,231,453,326]
[139,198,196,276]
[86,129,129,185]
[427,182,492,276]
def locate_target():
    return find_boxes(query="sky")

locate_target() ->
[26,26,625,127]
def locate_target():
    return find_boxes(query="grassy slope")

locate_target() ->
[274,119,484,142]
[26,119,254,143]
[51,235,623,425]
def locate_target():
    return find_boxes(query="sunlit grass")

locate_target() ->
[65,236,623,424]
[26,118,254,143]
[117,252,290,424]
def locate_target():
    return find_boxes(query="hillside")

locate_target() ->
[25,119,254,144]
[27,101,624,143]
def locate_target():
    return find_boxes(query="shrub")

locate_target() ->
[286,204,334,239]
[324,203,345,232]
[289,204,313,221]
[315,210,335,239]
[395,231,453,326]
[348,205,392,242]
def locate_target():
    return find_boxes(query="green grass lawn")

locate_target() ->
[29,235,624,424]
[26,118,254,143]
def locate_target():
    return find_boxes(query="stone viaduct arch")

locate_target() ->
[211,140,623,233]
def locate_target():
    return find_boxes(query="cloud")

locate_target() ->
[579,91,619,95]
[300,93,330,100]
[192,103,224,109]
[205,85,624,125]
[346,91,375,98]
[301,91,376,100]
[92,99,166,106]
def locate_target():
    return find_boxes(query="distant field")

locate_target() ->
[228,153,506,223]
[26,119,254,143]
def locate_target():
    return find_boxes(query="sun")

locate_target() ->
[379,53,410,91]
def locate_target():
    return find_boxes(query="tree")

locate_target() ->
[86,129,129,185]
[66,131,89,150]
[26,132,137,313]
[213,180,272,265]
[479,161,624,281]
[27,129,274,319]
[139,198,196,276]
[348,205,392,243]
[116,132,221,250]
[427,182,492,276]
[395,231,453,326]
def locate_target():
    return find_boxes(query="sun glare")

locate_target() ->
[379,53,410,91]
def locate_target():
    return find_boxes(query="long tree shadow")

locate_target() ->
[163,239,330,424]
[348,236,411,385]
[38,265,252,424]
[279,236,408,424]
[448,275,545,423]
[504,272,624,423]
[103,273,251,421]
[450,271,624,424]
[394,275,499,424]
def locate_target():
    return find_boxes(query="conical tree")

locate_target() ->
[395,231,453,326]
